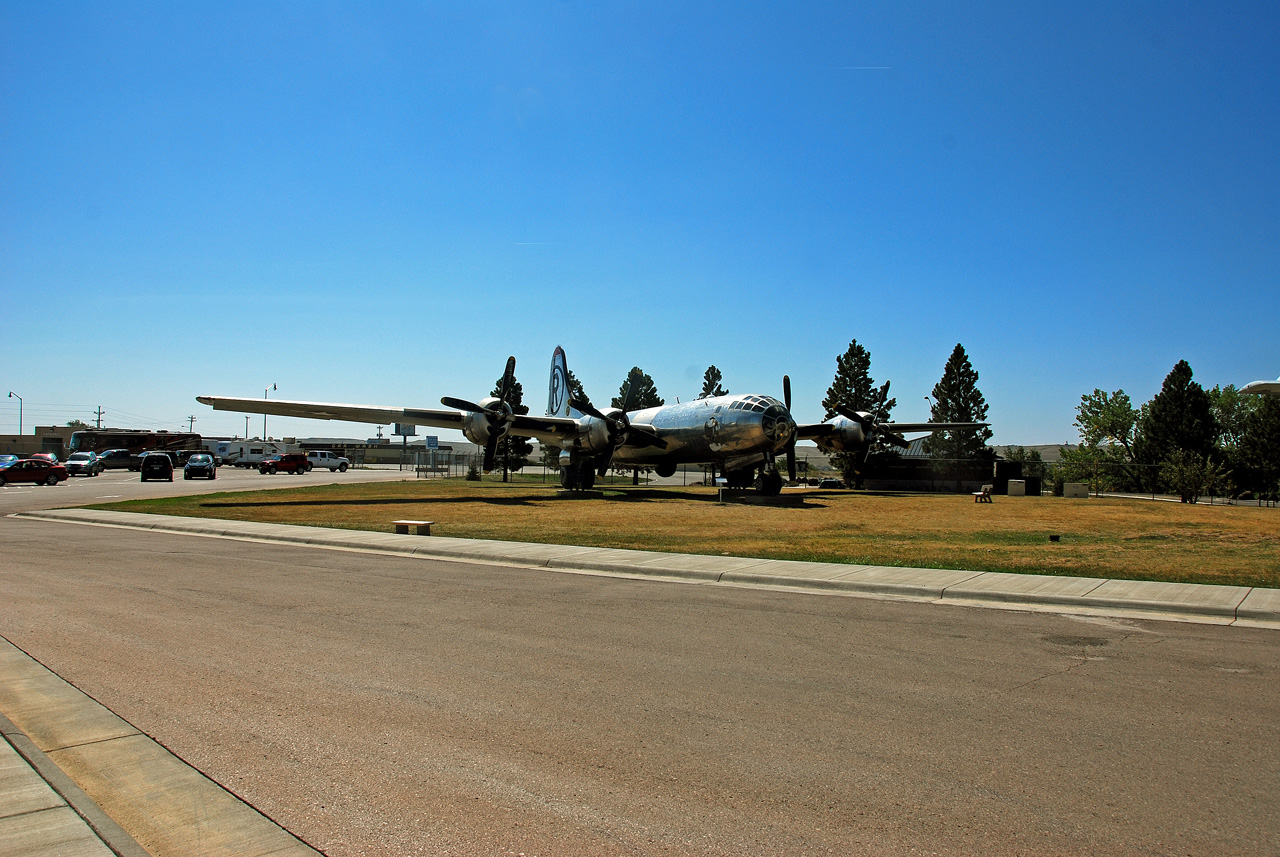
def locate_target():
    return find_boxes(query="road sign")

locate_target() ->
[426,436,438,449]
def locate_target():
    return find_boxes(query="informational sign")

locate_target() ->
[426,436,439,449]
[393,423,417,437]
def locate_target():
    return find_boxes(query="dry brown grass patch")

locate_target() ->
[96,481,1280,588]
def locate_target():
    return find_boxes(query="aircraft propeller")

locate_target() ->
[782,374,797,482]
[440,355,517,472]
[572,380,666,477]
[833,380,910,466]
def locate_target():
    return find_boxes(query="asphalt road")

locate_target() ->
[2,514,1276,856]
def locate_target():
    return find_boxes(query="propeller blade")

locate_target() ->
[621,374,637,413]
[483,430,500,472]
[441,396,486,414]
[571,399,608,422]
[625,426,667,449]
[835,405,874,430]
[782,375,791,412]
[883,431,910,449]
[596,444,616,478]
[498,356,516,403]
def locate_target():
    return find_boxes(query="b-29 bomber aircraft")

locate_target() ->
[197,346,986,496]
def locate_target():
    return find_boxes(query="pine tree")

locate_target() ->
[566,368,592,410]
[699,366,727,399]
[821,339,894,419]
[612,368,664,410]
[490,374,532,481]
[1132,360,1216,490]
[922,343,993,461]
[822,339,895,487]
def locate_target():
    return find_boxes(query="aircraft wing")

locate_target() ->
[795,420,987,440]
[882,422,989,433]
[196,395,466,430]
[195,395,585,440]
[1241,378,1280,396]
[795,423,838,440]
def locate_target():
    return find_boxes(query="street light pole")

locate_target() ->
[7,392,20,436]
[244,416,250,439]
[264,383,276,440]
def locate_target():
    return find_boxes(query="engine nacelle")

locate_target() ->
[575,407,626,454]
[813,415,869,453]
[460,396,509,446]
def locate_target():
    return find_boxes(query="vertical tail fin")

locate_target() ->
[548,346,571,417]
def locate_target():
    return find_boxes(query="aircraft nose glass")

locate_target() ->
[762,405,793,441]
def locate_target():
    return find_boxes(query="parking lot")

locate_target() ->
[0,463,415,514]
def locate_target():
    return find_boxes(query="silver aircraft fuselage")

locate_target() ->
[608,394,795,468]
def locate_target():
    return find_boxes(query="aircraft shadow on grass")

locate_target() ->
[199,487,827,509]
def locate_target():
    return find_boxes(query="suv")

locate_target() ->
[65,451,105,477]
[306,450,350,472]
[139,451,174,482]
[259,453,309,475]
[98,449,133,470]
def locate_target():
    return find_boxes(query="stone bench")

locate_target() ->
[393,520,435,536]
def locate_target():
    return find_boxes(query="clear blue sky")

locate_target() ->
[3,2,1277,446]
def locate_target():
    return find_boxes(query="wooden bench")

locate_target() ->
[973,484,993,503]
[393,520,435,535]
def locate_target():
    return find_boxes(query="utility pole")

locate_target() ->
[264,383,276,440]
[187,415,197,432]
[244,416,250,439]
[94,406,105,428]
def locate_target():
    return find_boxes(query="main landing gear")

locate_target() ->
[724,465,784,496]
[559,462,596,491]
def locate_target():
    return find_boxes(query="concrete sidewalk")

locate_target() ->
[17,507,1280,629]
[0,635,319,857]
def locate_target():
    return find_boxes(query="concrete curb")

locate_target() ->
[14,508,1280,630]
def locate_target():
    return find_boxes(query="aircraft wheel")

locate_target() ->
[559,463,579,490]
[579,468,596,490]
[753,470,783,497]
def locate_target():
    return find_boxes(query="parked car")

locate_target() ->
[0,458,68,486]
[259,453,309,475]
[306,450,350,472]
[139,451,174,482]
[30,452,59,464]
[818,478,845,489]
[0,454,18,469]
[183,453,217,480]
[97,449,133,470]
[64,451,105,477]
